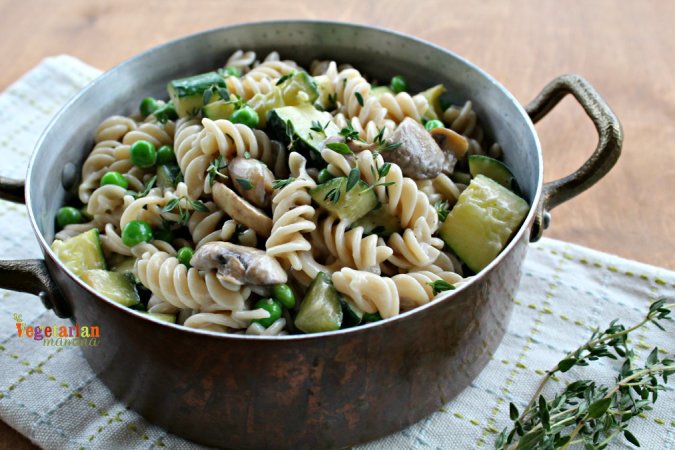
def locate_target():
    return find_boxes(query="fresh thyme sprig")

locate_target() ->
[162,196,209,225]
[202,84,230,105]
[373,127,402,152]
[310,120,330,134]
[324,186,341,204]
[360,181,395,193]
[130,175,157,199]
[496,298,674,450]
[434,200,450,222]
[339,122,361,142]
[272,177,296,190]
[207,155,227,187]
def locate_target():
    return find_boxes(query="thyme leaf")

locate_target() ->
[324,186,341,204]
[346,168,360,192]
[272,177,296,190]
[428,280,455,296]
[354,91,364,107]
[378,162,392,178]
[326,142,353,155]
[236,178,254,190]
[133,175,157,199]
[275,71,295,86]
[361,181,395,193]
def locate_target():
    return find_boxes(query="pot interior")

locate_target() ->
[29,20,541,247]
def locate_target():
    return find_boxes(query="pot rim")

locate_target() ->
[26,19,543,341]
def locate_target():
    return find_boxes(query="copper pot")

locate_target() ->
[0,21,622,449]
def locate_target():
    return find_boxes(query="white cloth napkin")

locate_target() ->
[0,56,673,450]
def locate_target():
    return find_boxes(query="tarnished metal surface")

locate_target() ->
[0,21,621,449]
[527,74,623,241]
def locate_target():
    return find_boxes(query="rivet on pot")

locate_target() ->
[61,162,78,190]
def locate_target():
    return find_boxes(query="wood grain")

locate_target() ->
[0,1,673,448]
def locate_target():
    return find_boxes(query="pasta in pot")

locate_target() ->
[50,49,529,335]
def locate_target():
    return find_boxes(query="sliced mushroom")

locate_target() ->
[191,241,287,286]
[212,182,273,237]
[383,117,445,179]
[227,157,275,208]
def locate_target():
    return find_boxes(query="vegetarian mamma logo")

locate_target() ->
[13,313,100,346]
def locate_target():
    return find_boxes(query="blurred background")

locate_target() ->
[0,0,673,447]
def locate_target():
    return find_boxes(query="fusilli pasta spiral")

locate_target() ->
[332,268,399,318]
[135,251,250,311]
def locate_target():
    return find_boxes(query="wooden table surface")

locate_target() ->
[0,0,673,448]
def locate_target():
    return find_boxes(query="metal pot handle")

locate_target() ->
[0,177,70,318]
[526,74,623,241]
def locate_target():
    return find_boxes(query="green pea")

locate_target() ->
[153,228,173,243]
[272,284,296,309]
[230,106,259,129]
[176,247,194,267]
[253,298,283,328]
[55,206,82,229]
[362,312,382,323]
[139,97,159,117]
[130,140,157,168]
[390,75,408,94]
[317,168,335,184]
[156,145,177,165]
[424,119,444,131]
[100,171,128,189]
[121,220,153,247]
[224,66,241,77]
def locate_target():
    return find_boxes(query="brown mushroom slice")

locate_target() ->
[430,127,469,160]
[228,157,275,208]
[191,241,287,286]
[383,117,445,180]
[212,182,273,237]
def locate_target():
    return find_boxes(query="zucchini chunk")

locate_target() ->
[468,155,518,191]
[51,229,106,277]
[156,164,181,189]
[167,71,226,118]
[313,74,337,110]
[268,104,340,154]
[202,100,236,120]
[81,270,140,307]
[418,84,446,120]
[439,174,529,273]
[340,296,364,328]
[310,177,378,223]
[295,272,343,333]
[140,312,177,323]
[248,72,320,126]
[351,206,402,237]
